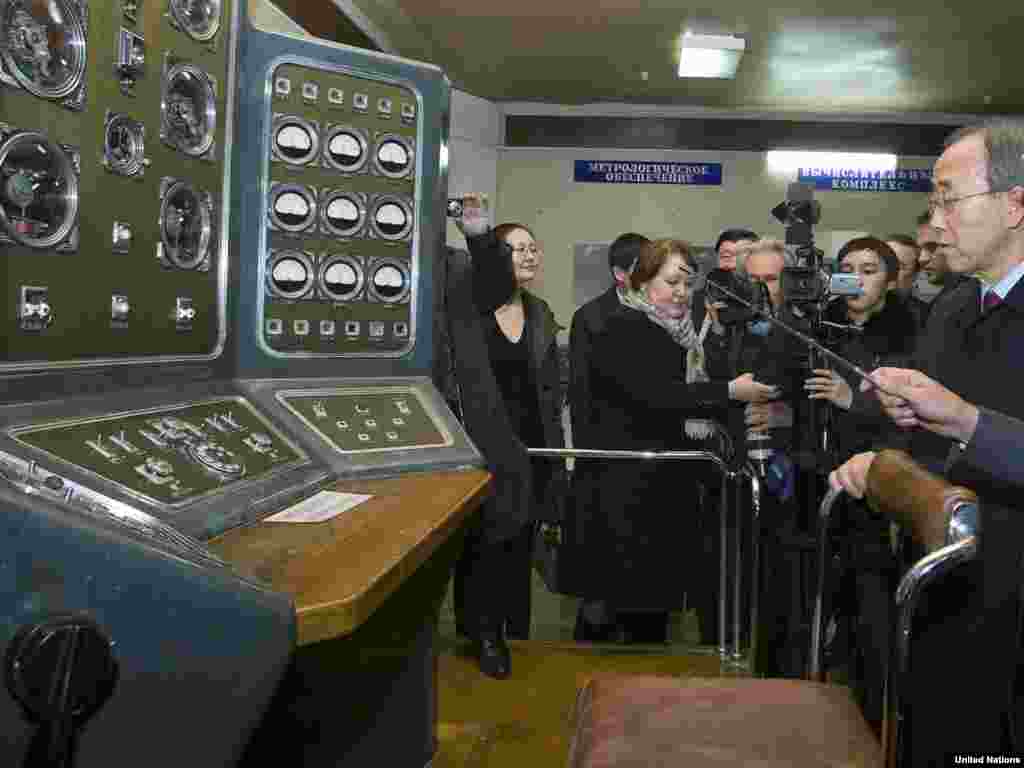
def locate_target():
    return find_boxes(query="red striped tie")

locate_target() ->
[983,290,1002,311]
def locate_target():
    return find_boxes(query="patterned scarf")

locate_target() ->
[618,288,708,384]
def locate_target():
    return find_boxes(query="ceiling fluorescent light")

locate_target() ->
[765,151,898,175]
[678,33,745,79]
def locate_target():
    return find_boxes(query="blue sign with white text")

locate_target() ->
[798,167,932,192]
[574,160,722,186]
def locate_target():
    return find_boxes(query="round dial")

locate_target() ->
[321,192,363,236]
[270,185,315,231]
[168,0,222,42]
[373,136,413,178]
[268,252,314,299]
[272,117,318,166]
[161,63,217,157]
[369,261,410,303]
[103,114,146,176]
[324,127,367,172]
[159,181,212,269]
[187,441,244,478]
[1,0,87,101]
[0,131,79,249]
[370,197,412,240]
[319,257,362,300]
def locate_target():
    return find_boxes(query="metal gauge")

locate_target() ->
[158,179,213,270]
[167,0,221,43]
[103,113,148,177]
[0,130,78,249]
[320,190,364,237]
[318,255,363,301]
[369,195,413,240]
[266,250,314,299]
[271,115,319,166]
[367,259,410,304]
[0,0,87,103]
[323,125,367,173]
[269,183,316,232]
[372,134,414,179]
[160,61,217,158]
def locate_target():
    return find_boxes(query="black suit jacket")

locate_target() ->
[568,286,621,449]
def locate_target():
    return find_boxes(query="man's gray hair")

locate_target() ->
[735,238,796,277]
[945,118,1024,193]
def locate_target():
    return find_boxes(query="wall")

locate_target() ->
[444,91,503,247]
[495,146,934,333]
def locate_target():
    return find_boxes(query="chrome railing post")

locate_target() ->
[718,473,729,659]
[745,467,763,674]
[809,486,843,681]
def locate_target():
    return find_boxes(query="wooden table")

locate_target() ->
[213,468,491,767]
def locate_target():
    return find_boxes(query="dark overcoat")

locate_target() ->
[560,305,729,609]
[434,233,566,544]
[894,276,1024,760]
[568,285,622,449]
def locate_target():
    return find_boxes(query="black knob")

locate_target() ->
[5,614,118,768]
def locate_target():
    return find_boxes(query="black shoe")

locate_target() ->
[476,632,511,679]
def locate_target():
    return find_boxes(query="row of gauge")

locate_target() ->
[269,184,413,242]
[266,251,410,305]
[271,114,415,180]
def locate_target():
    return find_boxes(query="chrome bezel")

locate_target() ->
[319,188,366,238]
[160,58,217,159]
[167,0,222,42]
[268,182,317,233]
[103,112,148,177]
[0,129,79,250]
[271,113,320,167]
[371,133,414,180]
[366,257,411,304]
[266,249,315,300]
[317,253,364,302]
[0,0,87,106]
[368,193,413,241]
[157,178,214,270]
[322,123,368,174]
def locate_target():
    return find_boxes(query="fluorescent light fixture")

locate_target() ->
[765,150,898,175]
[678,32,745,78]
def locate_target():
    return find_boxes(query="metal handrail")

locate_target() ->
[884,510,978,768]
[526,446,762,666]
[808,486,980,768]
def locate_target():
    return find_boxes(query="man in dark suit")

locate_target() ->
[568,233,649,451]
[884,233,930,331]
[831,118,1024,762]
[690,228,759,332]
[567,232,649,641]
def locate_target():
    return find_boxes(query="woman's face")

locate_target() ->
[643,252,694,319]
[503,228,541,287]
[839,249,892,317]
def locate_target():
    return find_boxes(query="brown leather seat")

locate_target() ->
[567,675,881,768]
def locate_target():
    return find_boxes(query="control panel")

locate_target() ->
[0,0,236,371]
[9,397,306,507]
[276,387,451,454]
[260,63,419,358]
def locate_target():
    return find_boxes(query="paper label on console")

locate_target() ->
[265,491,373,523]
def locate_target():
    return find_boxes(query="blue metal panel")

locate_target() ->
[0,485,295,767]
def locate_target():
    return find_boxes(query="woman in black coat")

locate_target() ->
[803,236,919,735]
[444,197,566,678]
[564,238,779,643]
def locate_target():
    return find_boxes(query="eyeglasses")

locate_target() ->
[511,244,541,256]
[926,190,1001,217]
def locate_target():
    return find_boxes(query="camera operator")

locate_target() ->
[704,238,809,676]
[802,236,918,735]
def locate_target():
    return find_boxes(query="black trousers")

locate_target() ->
[453,516,534,639]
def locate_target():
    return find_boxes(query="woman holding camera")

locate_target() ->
[565,239,777,643]
[803,235,918,735]
[446,197,566,679]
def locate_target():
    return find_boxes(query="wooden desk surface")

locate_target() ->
[208,469,490,646]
